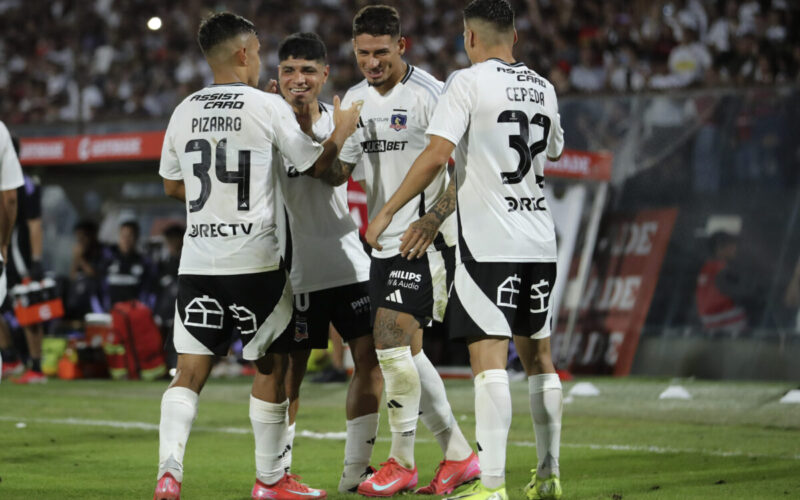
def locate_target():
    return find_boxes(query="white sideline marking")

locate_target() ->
[779,389,800,404]
[2,415,798,461]
[659,385,692,400]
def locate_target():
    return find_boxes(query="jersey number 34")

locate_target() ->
[185,138,251,212]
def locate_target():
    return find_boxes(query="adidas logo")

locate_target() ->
[385,290,403,303]
[387,399,404,409]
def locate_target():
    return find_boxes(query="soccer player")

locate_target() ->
[0,121,24,380]
[366,1,565,499]
[272,32,384,493]
[334,5,479,497]
[154,12,361,500]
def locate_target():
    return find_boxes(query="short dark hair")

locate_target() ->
[74,219,98,236]
[464,0,515,31]
[352,5,401,39]
[197,12,257,56]
[278,32,327,63]
[120,220,140,239]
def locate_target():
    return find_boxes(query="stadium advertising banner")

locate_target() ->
[556,208,678,376]
[544,150,612,182]
[18,131,165,165]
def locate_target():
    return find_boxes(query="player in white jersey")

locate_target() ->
[366,1,565,499]
[0,121,24,380]
[329,6,478,497]
[270,32,384,493]
[154,13,362,500]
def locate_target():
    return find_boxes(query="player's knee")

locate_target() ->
[351,337,379,368]
[373,308,415,349]
[528,350,555,375]
[170,367,207,393]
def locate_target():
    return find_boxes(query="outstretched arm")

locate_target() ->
[317,158,356,187]
[306,97,362,179]
[365,135,456,251]
[398,173,456,259]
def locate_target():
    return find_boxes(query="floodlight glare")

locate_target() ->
[147,16,162,31]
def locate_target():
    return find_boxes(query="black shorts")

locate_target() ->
[290,281,371,351]
[173,270,294,360]
[369,246,454,326]
[447,260,557,340]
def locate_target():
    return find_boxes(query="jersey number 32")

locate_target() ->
[497,111,550,185]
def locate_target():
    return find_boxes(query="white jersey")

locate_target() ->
[159,83,324,275]
[427,59,564,263]
[274,102,370,293]
[0,122,24,193]
[340,65,455,259]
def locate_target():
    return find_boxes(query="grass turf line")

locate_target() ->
[1,377,798,499]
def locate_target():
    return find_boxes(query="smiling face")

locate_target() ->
[353,33,406,92]
[278,56,328,106]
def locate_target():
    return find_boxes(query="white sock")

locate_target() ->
[413,351,472,461]
[474,369,511,489]
[158,387,199,482]
[343,412,380,476]
[250,396,289,485]
[377,346,420,469]
[281,422,296,473]
[529,374,562,478]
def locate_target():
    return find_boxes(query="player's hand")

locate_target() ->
[264,79,278,94]
[295,102,314,135]
[332,95,363,139]
[365,210,392,251]
[400,213,440,260]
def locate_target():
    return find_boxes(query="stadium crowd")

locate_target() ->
[1,0,797,124]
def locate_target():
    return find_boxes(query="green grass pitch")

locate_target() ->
[1,376,798,499]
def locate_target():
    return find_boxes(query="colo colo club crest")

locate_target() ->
[390,113,407,131]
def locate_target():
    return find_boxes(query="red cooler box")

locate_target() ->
[11,278,65,326]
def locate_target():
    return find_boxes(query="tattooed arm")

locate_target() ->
[317,158,356,187]
[365,135,455,251]
[398,174,455,259]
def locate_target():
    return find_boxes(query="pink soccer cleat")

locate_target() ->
[153,472,181,500]
[2,360,25,379]
[357,458,418,497]
[252,474,327,499]
[416,451,481,495]
[12,370,47,384]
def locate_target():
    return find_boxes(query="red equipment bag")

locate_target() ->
[107,301,167,381]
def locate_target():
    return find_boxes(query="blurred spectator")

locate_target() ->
[66,219,107,319]
[102,220,153,308]
[695,231,748,337]
[667,24,712,86]
[1,0,797,125]
[153,223,184,369]
[570,44,606,92]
